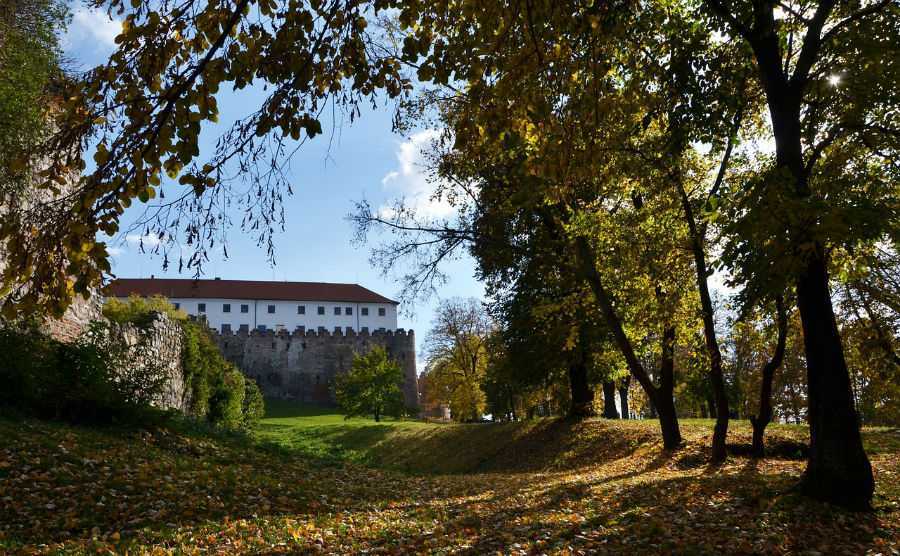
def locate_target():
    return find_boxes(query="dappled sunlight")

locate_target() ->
[2,412,898,553]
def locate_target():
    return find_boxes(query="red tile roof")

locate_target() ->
[107,278,398,304]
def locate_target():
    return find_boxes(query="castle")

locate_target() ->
[109,278,419,408]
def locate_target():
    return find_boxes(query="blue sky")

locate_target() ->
[62,6,485,368]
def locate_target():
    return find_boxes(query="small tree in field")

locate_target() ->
[334,347,405,423]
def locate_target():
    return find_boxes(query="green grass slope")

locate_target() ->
[1,404,898,554]
[256,400,899,474]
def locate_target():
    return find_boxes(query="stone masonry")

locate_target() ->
[115,313,189,412]
[212,327,418,408]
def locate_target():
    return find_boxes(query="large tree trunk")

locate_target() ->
[704,0,874,508]
[618,375,630,419]
[770,92,872,508]
[653,390,682,450]
[796,254,873,508]
[751,296,788,457]
[602,381,619,418]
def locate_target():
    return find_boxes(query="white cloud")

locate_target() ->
[63,8,121,61]
[380,129,456,219]
[107,246,124,257]
[125,233,163,248]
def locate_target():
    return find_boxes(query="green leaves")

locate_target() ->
[334,346,406,421]
[3,0,413,318]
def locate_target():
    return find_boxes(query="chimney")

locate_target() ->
[214,277,221,280]
[150,274,155,279]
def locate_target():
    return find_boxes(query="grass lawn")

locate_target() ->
[1,402,898,554]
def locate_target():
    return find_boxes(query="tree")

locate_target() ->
[705,0,900,508]
[748,297,790,457]
[835,243,900,426]
[0,0,68,201]
[422,298,491,422]
[333,346,405,422]
[358,0,763,453]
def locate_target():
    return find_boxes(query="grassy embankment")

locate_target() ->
[0,401,898,554]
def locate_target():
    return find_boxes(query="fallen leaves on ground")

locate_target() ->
[0,417,897,554]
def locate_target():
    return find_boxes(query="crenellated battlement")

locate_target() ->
[208,327,414,339]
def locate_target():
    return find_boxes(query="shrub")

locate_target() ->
[180,318,264,430]
[103,294,186,327]
[207,365,246,430]
[242,377,265,428]
[1,296,265,430]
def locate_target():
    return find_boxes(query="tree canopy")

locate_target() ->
[334,346,406,422]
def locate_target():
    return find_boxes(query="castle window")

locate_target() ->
[317,306,325,315]
[257,324,267,332]
[173,302,180,310]
[239,324,249,332]
[334,326,341,333]
[297,305,305,315]
[378,307,386,316]
[221,324,231,333]
[240,304,249,313]
[268,304,276,314]
[223,303,231,313]
[361,307,369,316]
[346,326,353,334]
[198,303,206,313]
[345,307,352,315]
[333,306,341,315]
[318,326,326,333]
[361,326,369,333]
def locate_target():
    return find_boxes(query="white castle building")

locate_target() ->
[108,278,400,334]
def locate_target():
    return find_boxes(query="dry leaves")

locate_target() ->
[0,417,898,554]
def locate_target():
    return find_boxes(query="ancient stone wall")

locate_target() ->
[213,327,418,407]
[115,313,189,412]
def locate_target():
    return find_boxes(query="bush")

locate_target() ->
[242,377,265,428]
[207,366,246,430]
[180,319,264,430]
[0,321,169,424]
[103,295,186,327]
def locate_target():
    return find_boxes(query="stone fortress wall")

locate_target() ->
[211,326,418,408]
[114,313,189,412]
